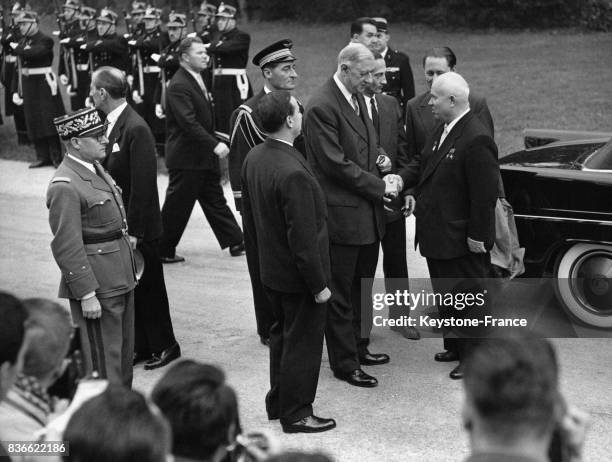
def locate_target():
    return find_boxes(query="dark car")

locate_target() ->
[500,133,612,329]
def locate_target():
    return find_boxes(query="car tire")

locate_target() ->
[555,243,612,328]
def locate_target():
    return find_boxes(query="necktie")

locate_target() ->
[195,74,210,101]
[370,96,380,136]
[351,94,360,116]
[438,125,449,150]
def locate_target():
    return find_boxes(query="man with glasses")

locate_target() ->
[46,107,137,386]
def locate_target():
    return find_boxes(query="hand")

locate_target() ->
[12,93,23,106]
[59,37,70,45]
[81,295,102,319]
[376,154,392,173]
[214,142,229,159]
[467,237,486,253]
[561,406,590,462]
[402,195,416,217]
[132,90,143,105]
[126,74,134,88]
[382,174,401,198]
[155,104,165,119]
[314,287,331,304]
[128,235,138,250]
[59,74,69,86]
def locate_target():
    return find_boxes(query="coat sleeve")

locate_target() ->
[472,97,495,138]
[304,104,385,202]
[280,171,328,294]
[240,159,258,259]
[208,31,250,55]
[47,182,99,298]
[14,35,53,59]
[392,99,420,190]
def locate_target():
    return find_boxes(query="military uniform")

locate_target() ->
[382,47,415,110]
[84,32,129,72]
[1,24,29,144]
[47,109,137,386]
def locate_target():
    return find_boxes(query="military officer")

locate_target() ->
[47,107,137,386]
[207,3,253,140]
[56,0,81,107]
[82,8,129,72]
[372,17,415,110]
[11,11,65,168]
[228,39,298,345]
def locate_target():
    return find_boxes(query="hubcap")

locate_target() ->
[569,250,612,316]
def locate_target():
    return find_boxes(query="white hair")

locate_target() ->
[432,71,470,103]
[337,43,374,71]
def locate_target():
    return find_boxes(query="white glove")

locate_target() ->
[132,90,143,105]
[214,142,229,159]
[59,37,70,44]
[84,97,94,108]
[314,287,332,304]
[127,74,134,87]
[59,74,69,86]
[155,104,165,119]
[81,295,102,319]
[12,93,23,106]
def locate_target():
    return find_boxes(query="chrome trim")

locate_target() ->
[514,214,612,226]
[582,167,612,173]
[540,208,612,216]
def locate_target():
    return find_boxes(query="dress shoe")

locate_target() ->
[450,364,464,380]
[391,325,421,340]
[160,254,185,264]
[28,160,53,169]
[434,350,459,362]
[358,350,390,366]
[259,335,270,347]
[133,351,149,366]
[281,415,336,434]
[144,343,181,370]
[229,241,245,256]
[333,368,378,387]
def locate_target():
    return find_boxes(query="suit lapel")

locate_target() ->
[105,104,132,158]
[328,78,368,143]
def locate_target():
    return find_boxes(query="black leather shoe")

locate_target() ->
[144,343,181,370]
[359,350,390,366]
[333,368,378,387]
[259,335,270,347]
[133,351,149,366]
[391,325,421,340]
[160,254,185,264]
[29,160,53,169]
[282,415,336,434]
[450,364,464,380]
[434,350,459,362]
[229,242,245,256]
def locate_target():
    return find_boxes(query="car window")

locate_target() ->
[584,138,612,170]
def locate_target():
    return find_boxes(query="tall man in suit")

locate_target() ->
[229,39,298,346]
[363,53,420,340]
[159,37,244,263]
[91,66,180,371]
[242,91,336,434]
[414,72,499,380]
[303,43,402,388]
[405,46,494,160]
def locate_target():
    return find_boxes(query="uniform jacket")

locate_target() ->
[46,156,136,300]
[414,111,499,260]
[84,33,129,72]
[242,138,330,295]
[164,66,219,170]
[382,46,415,109]
[102,104,163,242]
[131,28,169,96]
[405,90,494,159]
[154,39,181,105]
[303,77,386,246]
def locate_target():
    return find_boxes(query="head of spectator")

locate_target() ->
[0,292,27,401]
[462,335,562,462]
[215,3,237,33]
[54,107,109,164]
[371,17,389,53]
[151,360,240,462]
[256,91,302,143]
[429,71,470,123]
[349,17,379,51]
[167,13,188,43]
[90,66,128,115]
[252,39,298,91]
[422,46,457,90]
[335,43,375,95]
[363,52,386,97]
[179,36,210,73]
[64,385,171,462]
[266,452,334,462]
[15,10,39,37]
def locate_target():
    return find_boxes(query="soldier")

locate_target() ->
[371,17,415,110]
[207,3,252,140]
[47,107,137,386]
[194,1,217,44]
[59,6,97,109]
[10,11,65,168]
[82,8,129,73]
[1,3,29,144]
[56,0,81,105]
[127,1,146,36]
[129,7,168,155]
[228,39,298,345]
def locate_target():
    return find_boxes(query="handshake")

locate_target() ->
[383,174,403,198]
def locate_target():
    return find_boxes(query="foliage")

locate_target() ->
[580,0,612,31]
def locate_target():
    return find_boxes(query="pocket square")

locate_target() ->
[112,143,120,153]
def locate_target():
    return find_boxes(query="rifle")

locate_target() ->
[53,0,75,89]
[188,0,196,33]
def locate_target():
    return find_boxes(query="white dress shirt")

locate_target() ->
[333,73,358,112]
[105,101,128,138]
[363,94,377,121]
[440,107,470,146]
[67,153,95,173]
[184,66,210,99]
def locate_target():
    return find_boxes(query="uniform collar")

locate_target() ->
[67,153,95,173]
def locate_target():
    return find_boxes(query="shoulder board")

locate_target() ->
[51,177,71,183]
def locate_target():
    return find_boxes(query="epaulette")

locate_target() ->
[51,177,71,183]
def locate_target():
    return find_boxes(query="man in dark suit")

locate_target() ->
[303,43,402,388]
[229,39,298,346]
[363,53,420,340]
[242,91,336,434]
[159,37,244,263]
[405,46,494,161]
[414,72,499,379]
[91,66,180,371]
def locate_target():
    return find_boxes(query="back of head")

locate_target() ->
[64,385,171,462]
[337,42,374,70]
[463,334,560,442]
[92,66,128,99]
[151,360,239,461]
[21,298,72,382]
[0,292,27,366]
[431,71,470,106]
[256,90,293,134]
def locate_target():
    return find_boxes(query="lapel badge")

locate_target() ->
[433,141,438,151]
[446,147,456,159]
